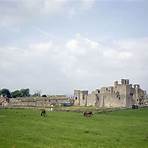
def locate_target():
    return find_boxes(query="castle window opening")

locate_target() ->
[83,96,85,100]
[130,93,133,96]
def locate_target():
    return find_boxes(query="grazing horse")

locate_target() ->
[41,109,46,117]
[132,105,138,109]
[83,111,93,117]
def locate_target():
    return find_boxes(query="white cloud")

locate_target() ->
[66,34,99,56]
[80,0,96,10]
[66,39,79,49]
[29,41,53,56]
[0,34,148,94]
[0,0,96,27]
[103,49,132,60]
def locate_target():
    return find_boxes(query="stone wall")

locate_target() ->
[74,90,88,106]
[0,97,9,107]
[95,84,127,108]
[9,97,69,108]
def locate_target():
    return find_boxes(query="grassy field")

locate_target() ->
[0,108,148,148]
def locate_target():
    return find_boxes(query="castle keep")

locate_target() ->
[74,79,146,107]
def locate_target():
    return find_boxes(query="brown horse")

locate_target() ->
[83,111,93,117]
[41,109,46,117]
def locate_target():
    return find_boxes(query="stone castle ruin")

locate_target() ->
[0,95,71,108]
[74,79,146,107]
[0,97,9,107]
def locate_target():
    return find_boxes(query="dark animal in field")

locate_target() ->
[83,111,93,117]
[41,109,46,117]
[132,105,138,109]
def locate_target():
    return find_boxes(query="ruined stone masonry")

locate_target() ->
[0,96,70,108]
[74,79,146,107]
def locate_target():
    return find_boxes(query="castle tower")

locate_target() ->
[121,79,129,85]
[114,81,118,87]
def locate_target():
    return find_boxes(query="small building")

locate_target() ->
[74,79,146,108]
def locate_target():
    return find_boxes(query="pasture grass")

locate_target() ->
[0,108,148,148]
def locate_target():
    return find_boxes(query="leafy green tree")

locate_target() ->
[0,88,11,98]
[11,90,22,98]
[20,89,30,97]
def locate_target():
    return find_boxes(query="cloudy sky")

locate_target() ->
[0,0,148,95]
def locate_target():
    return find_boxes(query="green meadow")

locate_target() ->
[0,108,148,148]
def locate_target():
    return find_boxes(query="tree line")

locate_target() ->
[0,88,47,98]
[0,88,30,98]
